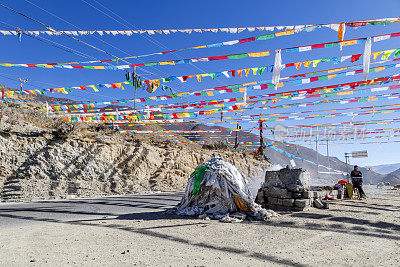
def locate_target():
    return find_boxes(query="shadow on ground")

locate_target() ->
[0,192,399,265]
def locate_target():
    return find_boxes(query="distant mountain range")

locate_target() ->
[370,163,400,175]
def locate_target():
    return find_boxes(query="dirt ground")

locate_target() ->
[0,188,399,266]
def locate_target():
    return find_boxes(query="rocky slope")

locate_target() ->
[0,102,269,202]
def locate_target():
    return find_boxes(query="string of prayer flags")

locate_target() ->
[1,17,398,37]
[4,31,400,71]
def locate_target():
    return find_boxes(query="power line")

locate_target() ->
[82,0,233,89]
[0,21,95,60]
[17,0,194,94]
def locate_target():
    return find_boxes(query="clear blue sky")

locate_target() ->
[1,0,400,166]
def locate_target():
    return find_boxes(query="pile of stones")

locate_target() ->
[255,167,341,211]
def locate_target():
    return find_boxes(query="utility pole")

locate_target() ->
[315,137,319,174]
[234,124,241,150]
[133,67,137,110]
[255,120,265,159]
[326,139,330,171]
[345,152,351,181]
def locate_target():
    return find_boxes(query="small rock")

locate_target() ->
[314,199,324,209]
[30,259,36,263]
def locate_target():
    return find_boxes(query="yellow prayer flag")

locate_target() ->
[243,82,257,86]
[373,51,384,60]
[191,45,207,49]
[337,91,353,96]
[206,91,214,96]
[239,87,246,93]
[245,69,250,76]
[312,59,322,67]
[88,85,99,92]
[196,75,201,82]
[328,74,337,79]
[341,40,357,46]
[160,61,175,65]
[275,29,294,37]
[6,91,14,98]
[328,67,347,73]
[93,66,105,69]
[294,62,302,70]
[248,51,270,57]
[375,66,385,72]
[303,61,312,68]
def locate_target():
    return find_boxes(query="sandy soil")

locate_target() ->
[0,188,399,266]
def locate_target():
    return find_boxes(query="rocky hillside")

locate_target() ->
[0,101,269,202]
[381,168,400,185]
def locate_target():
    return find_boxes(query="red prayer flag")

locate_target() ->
[350,54,362,62]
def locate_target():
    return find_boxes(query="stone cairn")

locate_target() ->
[255,167,342,210]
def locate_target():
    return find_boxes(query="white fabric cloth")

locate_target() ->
[272,50,284,90]
[340,23,346,51]
[363,37,372,81]
[373,34,390,42]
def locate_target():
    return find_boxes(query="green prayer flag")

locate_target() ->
[257,34,275,40]
[258,66,266,75]
[145,62,158,66]
[228,54,249,60]
[369,21,390,26]
[394,48,400,58]
[325,42,339,48]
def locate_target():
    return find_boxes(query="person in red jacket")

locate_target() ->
[350,165,367,199]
